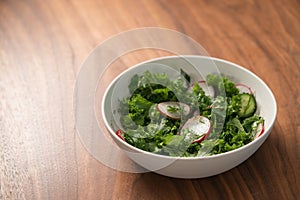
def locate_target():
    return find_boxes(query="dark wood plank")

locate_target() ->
[1,0,299,199]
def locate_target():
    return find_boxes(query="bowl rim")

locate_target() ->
[101,55,277,161]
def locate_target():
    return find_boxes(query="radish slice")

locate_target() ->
[157,102,190,120]
[180,115,212,143]
[254,123,264,139]
[236,83,253,94]
[116,129,125,141]
[190,80,215,97]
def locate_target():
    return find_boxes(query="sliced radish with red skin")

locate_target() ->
[116,129,125,141]
[190,80,215,97]
[180,115,212,143]
[254,123,264,139]
[157,102,190,120]
[192,133,209,144]
[236,83,253,94]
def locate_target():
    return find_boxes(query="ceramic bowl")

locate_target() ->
[102,55,277,178]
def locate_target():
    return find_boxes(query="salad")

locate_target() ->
[116,70,264,157]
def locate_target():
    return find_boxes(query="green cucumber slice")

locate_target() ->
[238,94,256,118]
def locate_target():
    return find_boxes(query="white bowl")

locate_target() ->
[102,55,277,178]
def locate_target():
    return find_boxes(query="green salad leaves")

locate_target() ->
[117,71,264,157]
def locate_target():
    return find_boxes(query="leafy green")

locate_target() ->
[117,71,264,157]
[128,94,154,126]
[206,74,239,97]
[192,82,212,116]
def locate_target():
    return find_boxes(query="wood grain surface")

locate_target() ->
[1,0,299,199]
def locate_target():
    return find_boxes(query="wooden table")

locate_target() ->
[1,0,299,199]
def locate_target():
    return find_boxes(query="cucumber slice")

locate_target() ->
[238,94,256,118]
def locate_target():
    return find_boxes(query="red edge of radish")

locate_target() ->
[254,123,264,139]
[157,102,191,120]
[193,125,212,144]
[116,129,125,141]
[180,115,212,144]
[190,80,215,98]
[236,83,253,94]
